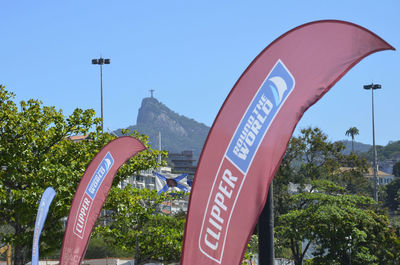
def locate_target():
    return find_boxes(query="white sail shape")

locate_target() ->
[269,76,288,104]
[104,158,112,170]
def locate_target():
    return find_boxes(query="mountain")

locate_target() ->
[339,140,400,174]
[339,140,372,155]
[340,140,400,161]
[115,97,210,162]
[115,97,400,171]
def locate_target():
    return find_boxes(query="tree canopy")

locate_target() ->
[272,127,392,265]
[345,127,359,153]
[393,160,400,178]
[276,181,400,265]
[2,84,399,265]
[94,187,185,265]
[274,127,371,221]
[0,85,164,265]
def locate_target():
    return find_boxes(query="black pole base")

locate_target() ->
[258,183,274,265]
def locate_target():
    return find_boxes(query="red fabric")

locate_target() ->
[181,20,394,265]
[59,136,146,265]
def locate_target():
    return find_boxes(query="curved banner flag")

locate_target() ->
[59,136,146,265]
[181,20,394,265]
[32,187,56,265]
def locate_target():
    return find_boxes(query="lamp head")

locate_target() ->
[363,84,381,90]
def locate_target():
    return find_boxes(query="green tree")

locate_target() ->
[274,128,343,221]
[84,235,131,259]
[361,141,400,162]
[273,127,374,263]
[345,127,359,153]
[94,187,185,265]
[393,160,400,178]
[382,159,400,211]
[336,153,371,196]
[274,127,370,222]
[276,181,400,265]
[0,85,163,265]
[384,178,400,211]
[242,235,258,265]
[295,127,346,182]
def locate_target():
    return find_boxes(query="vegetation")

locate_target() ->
[383,179,400,212]
[272,127,399,265]
[362,140,400,161]
[393,160,400,178]
[276,181,400,265]
[242,235,258,265]
[274,127,371,223]
[345,127,359,153]
[94,188,185,265]
[380,161,400,212]
[2,83,400,265]
[84,236,131,259]
[0,85,164,265]
[340,140,371,155]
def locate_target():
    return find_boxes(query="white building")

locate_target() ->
[364,167,395,185]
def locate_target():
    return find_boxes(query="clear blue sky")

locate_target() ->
[1,1,399,146]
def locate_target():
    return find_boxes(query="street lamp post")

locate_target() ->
[363,83,381,202]
[92,57,110,132]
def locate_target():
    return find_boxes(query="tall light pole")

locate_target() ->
[92,57,110,132]
[363,83,381,202]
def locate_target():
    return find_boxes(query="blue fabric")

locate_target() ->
[174,173,188,182]
[153,172,190,195]
[153,171,167,180]
[187,179,193,187]
[159,183,170,194]
[176,183,189,192]
[32,187,56,265]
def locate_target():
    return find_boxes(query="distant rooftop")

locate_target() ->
[67,135,89,142]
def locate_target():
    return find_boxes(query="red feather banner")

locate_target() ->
[181,20,394,265]
[60,136,146,265]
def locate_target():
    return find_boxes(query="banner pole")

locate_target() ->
[258,183,274,265]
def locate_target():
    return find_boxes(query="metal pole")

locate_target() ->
[258,183,274,265]
[92,57,109,133]
[349,248,352,265]
[100,63,104,132]
[158,131,162,165]
[170,196,173,216]
[371,87,378,201]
